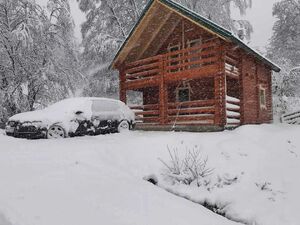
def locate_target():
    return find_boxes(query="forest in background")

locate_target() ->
[0,0,299,126]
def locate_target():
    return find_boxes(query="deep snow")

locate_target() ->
[0,124,299,225]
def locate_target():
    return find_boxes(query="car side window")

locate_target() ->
[92,100,120,113]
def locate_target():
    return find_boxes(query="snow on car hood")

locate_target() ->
[9,98,93,129]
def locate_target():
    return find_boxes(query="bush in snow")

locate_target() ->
[159,146,213,187]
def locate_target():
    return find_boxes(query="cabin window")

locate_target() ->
[259,86,267,109]
[177,87,190,102]
[187,38,202,69]
[168,44,181,72]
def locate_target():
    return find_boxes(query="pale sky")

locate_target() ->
[232,0,280,51]
[41,0,280,52]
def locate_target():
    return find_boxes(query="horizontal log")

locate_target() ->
[135,110,159,116]
[130,104,159,110]
[164,64,218,83]
[140,117,160,123]
[226,108,240,113]
[167,121,215,125]
[168,99,215,108]
[126,55,162,68]
[166,48,218,64]
[164,41,217,58]
[169,100,215,108]
[125,77,160,89]
[165,56,218,71]
[125,61,160,74]
[168,107,215,115]
[225,56,239,65]
[226,115,240,119]
[126,68,160,79]
[225,71,239,79]
[168,115,215,122]
[226,99,240,105]
[225,63,239,71]
[226,52,239,61]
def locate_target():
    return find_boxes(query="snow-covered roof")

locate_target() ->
[111,0,281,72]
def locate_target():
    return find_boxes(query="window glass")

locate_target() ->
[177,88,190,102]
[92,100,120,113]
[259,87,266,108]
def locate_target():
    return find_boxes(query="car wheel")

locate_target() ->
[117,120,130,133]
[47,124,66,139]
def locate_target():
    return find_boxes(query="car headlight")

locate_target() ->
[6,121,17,127]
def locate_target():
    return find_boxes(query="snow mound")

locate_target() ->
[0,124,299,225]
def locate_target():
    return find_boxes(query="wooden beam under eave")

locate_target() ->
[125,77,160,90]
[114,1,160,67]
[136,11,173,60]
[151,16,181,56]
[156,0,228,42]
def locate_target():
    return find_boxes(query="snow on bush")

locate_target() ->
[159,146,213,187]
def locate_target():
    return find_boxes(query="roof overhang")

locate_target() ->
[111,0,281,72]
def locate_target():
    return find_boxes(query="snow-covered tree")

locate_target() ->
[269,0,300,66]
[178,0,253,40]
[267,0,300,117]
[0,0,82,124]
[272,57,300,117]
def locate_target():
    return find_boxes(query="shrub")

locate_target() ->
[159,146,213,187]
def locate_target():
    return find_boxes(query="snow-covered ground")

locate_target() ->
[0,125,299,225]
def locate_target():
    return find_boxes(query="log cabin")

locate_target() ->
[111,0,281,132]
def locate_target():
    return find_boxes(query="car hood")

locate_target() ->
[9,108,88,127]
[9,110,49,123]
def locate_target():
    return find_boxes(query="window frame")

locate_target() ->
[187,38,202,69]
[187,38,202,49]
[176,87,191,103]
[259,85,267,110]
[168,43,181,72]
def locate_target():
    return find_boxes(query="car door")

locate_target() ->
[91,100,121,131]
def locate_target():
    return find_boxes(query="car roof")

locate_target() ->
[60,97,123,103]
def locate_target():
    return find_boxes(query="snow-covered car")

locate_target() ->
[5,97,135,139]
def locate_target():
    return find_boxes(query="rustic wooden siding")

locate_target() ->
[226,77,239,99]
[157,18,215,55]
[257,64,273,123]
[240,55,273,124]
[118,11,274,129]
[143,78,214,105]
[143,87,159,105]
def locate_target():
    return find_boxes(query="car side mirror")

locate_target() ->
[75,111,83,115]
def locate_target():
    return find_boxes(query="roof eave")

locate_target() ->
[231,37,281,72]
[110,0,155,69]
